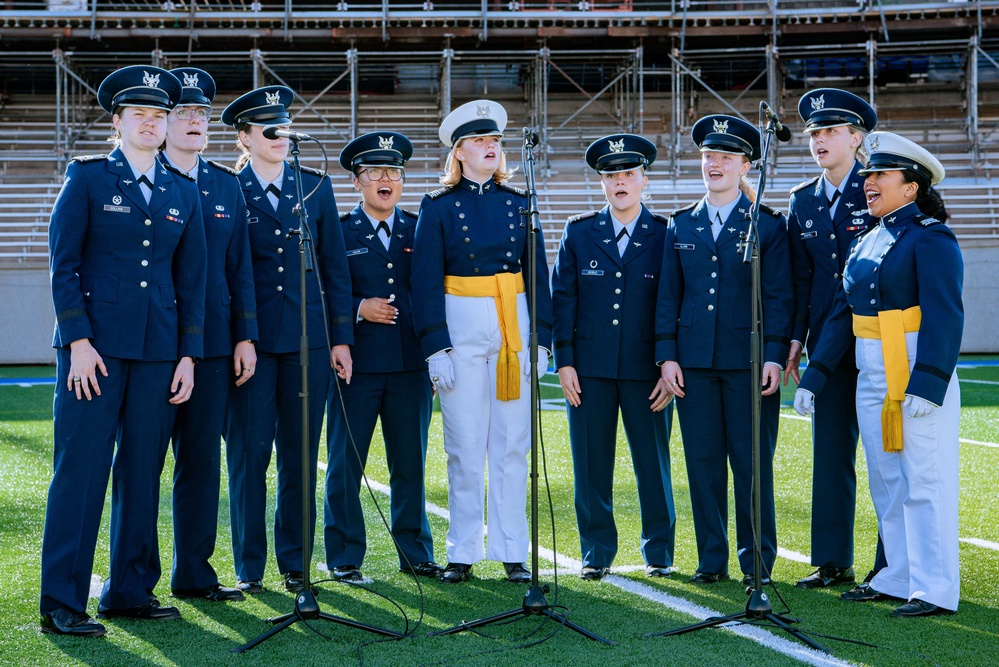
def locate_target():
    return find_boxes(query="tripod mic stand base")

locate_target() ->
[232,587,402,653]
[430,584,615,645]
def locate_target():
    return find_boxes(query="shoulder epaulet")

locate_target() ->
[339,211,352,222]
[400,208,419,220]
[670,202,698,218]
[207,159,239,176]
[497,182,527,196]
[567,211,599,224]
[790,175,820,195]
[298,165,326,177]
[650,212,669,224]
[426,186,455,200]
[916,215,942,228]
[759,203,783,218]
[70,154,108,164]
[162,162,195,181]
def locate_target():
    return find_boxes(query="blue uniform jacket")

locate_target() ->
[655,194,793,369]
[239,162,353,354]
[340,203,426,373]
[800,202,964,405]
[50,147,206,361]
[159,156,258,359]
[411,176,553,359]
[551,205,667,381]
[788,161,873,358]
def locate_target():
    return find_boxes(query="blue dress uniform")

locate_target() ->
[655,115,793,580]
[552,204,676,571]
[41,66,207,626]
[221,87,354,587]
[160,66,258,596]
[788,88,886,585]
[801,133,962,614]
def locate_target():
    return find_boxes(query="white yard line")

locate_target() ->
[780,411,998,448]
[960,537,999,551]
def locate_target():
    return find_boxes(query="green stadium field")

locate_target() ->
[1,360,997,667]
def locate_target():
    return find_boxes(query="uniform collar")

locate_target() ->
[459,175,494,194]
[159,152,200,182]
[879,201,920,226]
[362,208,395,231]
[610,208,641,237]
[705,194,740,224]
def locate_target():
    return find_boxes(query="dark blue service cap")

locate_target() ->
[339,131,414,172]
[97,65,181,113]
[798,88,877,134]
[220,85,294,128]
[691,114,761,162]
[170,67,215,107]
[584,134,657,173]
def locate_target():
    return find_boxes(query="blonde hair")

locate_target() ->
[739,155,757,203]
[439,137,516,187]
[234,129,251,171]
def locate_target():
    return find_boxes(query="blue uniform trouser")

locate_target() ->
[225,346,330,582]
[675,368,778,577]
[567,376,676,569]
[40,350,176,614]
[170,354,230,590]
[324,369,434,569]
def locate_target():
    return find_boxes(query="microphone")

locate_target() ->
[262,126,313,142]
[523,127,539,148]
[761,102,793,142]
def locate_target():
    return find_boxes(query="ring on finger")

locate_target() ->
[73,376,81,383]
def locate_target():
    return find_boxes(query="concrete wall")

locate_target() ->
[1,245,996,365]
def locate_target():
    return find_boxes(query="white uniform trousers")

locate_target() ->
[855,332,961,611]
[439,292,531,564]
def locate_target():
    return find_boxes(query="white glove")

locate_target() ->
[904,394,937,419]
[428,351,454,392]
[793,388,815,416]
[524,349,549,379]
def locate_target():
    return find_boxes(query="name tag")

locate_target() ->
[800,231,818,239]
[581,269,603,276]
[103,205,130,213]
[248,217,259,224]
[346,247,368,257]
[674,243,695,250]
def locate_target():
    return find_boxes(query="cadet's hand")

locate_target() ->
[358,296,398,324]
[650,378,674,412]
[169,357,196,404]
[331,345,353,384]
[784,341,803,386]
[793,388,815,416]
[904,394,937,419]
[428,350,455,392]
[762,362,782,396]
[558,366,582,407]
[524,349,550,379]
[233,340,257,387]
[660,361,685,399]
[69,338,108,401]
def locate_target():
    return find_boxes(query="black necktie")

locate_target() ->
[828,189,840,208]
[377,220,391,238]
[137,175,153,189]
[266,184,281,198]
[615,227,629,242]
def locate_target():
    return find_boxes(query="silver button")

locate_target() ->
[141,260,148,267]
[473,267,480,273]
[462,226,468,232]
[711,272,717,278]
[831,253,837,259]
[469,254,475,260]
[833,272,839,279]
[387,262,394,269]
[508,212,514,217]
[711,255,717,262]
[274,229,281,235]
[278,267,284,273]
[870,299,876,305]
[506,199,512,205]
[140,281,148,288]
[613,303,620,310]
[502,264,509,270]
[506,251,512,257]
[84,292,90,296]
[455,201,461,207]
[707,304,714,311]
[388,278,395,284]
[464,238,471,243]
[870,283,875,289]
[144,219,152,226]
[612,319,619,325]
[614,288,621,294]
[510,237,516,242]
[509,224,515,230]
[459,213,465,219]
[709,288,715,294]
[277,247,284,254]
[615,272,622,278]
[143,240,150,247]
[830,234,836,240]
[277,285,284,292]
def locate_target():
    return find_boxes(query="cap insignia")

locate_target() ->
[609,138,625,153]
[810,94,825,111]
[265,91,281,105]
[869,135,880,152]
[142,71,161,88]
[476,104,490,118]
[712,119,729,133]
[182,72,199,87]
[378,135,394,150]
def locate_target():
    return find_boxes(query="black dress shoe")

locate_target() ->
[580,566,610,581]
[796,566,855,589]
[283,571,305,592]
[236,580,264,595]
[438,562,473,583]
[503,562,531,583]
[332,565,364,583]
[840,582,901,602]
[172,584,245,602]
[400,561,444,578]
[646,565,673,578]
[862,568,881,584]
[97,598,181,620]
[690,571,730,584]
[40,608,107,637]
[742,574,772,587]
[891,599,956,617]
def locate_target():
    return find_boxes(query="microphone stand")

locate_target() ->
[647,104,828,653]
[234,136,401,653]
[432,128,612,645]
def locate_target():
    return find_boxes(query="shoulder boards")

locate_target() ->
[162,162,195,181]
[207,159,238,176]
[497,182,527,196]
[71,154,108,164]
[789,176,820,194]
[759,203,783,218]
[339,211,352,222]
[650,212,669,224]
[917,216,941,227]
[567,210,599,224]
[670,202,698,218]
[298,165,325,177]
[400,208,419,220]
[426,186,455,200]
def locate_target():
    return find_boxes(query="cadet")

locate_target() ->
[41,65,206,635]
[411,100,553,584]
[655,115,793,586]
[159,67,257,602]
[324,131,440,582]
[551,134,675,581]
[221,86,354,595]
[796,132,962,617]
[786,88,887,591]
